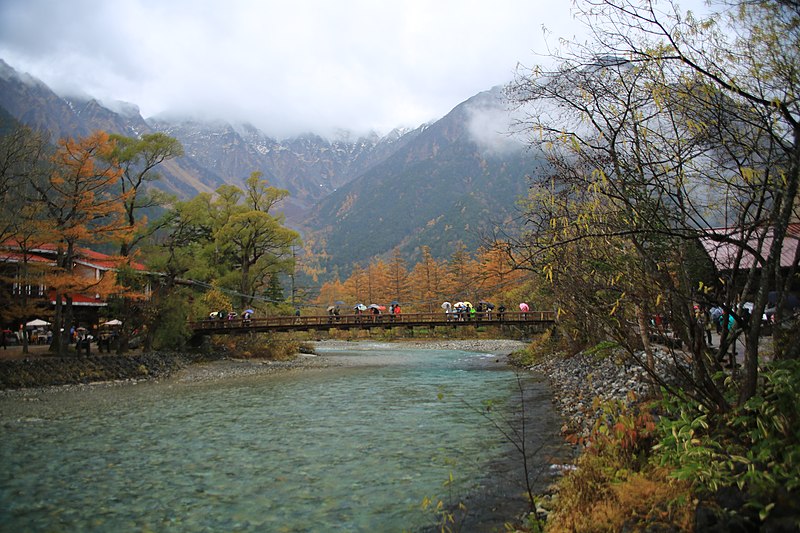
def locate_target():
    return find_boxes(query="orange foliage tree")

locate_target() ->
[343,264,370,305]
[31,131,132,355]
[312,244,539,317]
[387,248,410,306]
[408,246,452,312]
[473,243,530,306]
[315,276,348,313]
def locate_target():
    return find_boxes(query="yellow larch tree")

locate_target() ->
[32,131,133,355]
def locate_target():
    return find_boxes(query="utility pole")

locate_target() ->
[290,245,296,308]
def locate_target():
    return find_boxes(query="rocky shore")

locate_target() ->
[528,347,674,440]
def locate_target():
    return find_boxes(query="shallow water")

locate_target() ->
[0,346,562,532]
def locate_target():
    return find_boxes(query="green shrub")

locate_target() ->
[222,333,300,360]
[508,328,562,366]
[653,360,800,523]
[152,294,192,350]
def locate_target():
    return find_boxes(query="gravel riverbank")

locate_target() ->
[0,339,529,393]
[528,347,676,440]
[173,338,529,382]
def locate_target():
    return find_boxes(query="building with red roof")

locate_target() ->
[0,240,149,328]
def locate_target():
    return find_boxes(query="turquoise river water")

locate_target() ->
[0,344,563,532]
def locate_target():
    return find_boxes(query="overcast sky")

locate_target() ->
[0,0,708,138]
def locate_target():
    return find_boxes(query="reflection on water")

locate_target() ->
[0,346,561,531]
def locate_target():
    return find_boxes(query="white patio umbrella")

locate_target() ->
[102,319,123,326]
[25,319,50,327]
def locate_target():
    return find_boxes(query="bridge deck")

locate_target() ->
[189,311,555,335]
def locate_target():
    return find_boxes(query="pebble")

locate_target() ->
[529,347,681,440]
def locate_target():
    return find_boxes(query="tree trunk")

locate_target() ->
[739,330,760,405]
[51,291,63,356]
[64,295,73,357]
[635,304,657,397]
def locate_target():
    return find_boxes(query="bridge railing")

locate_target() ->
[189,310,556,332]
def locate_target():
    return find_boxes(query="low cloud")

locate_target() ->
[466,91,527,156]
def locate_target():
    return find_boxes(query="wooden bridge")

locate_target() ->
[189,310,556,335]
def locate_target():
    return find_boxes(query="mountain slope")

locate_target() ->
[304,87,543,272]
[0,58,226,197]
[1,59,543,277]
[149,118,422,219]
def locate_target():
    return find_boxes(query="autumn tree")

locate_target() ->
[367,258,392,304]
[29,131,131,355]
[408,246,450,312]
[387,248,411,306]
[107,132,183,257]
[474,243,533,308]
[0,125,51,349]
[315,275,348,312]
[446,243,476,301]
[508,0,800,407]
[344,264,369,304]
[209,173,300,309]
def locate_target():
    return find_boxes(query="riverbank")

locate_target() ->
[527,347,668,440]
[0,338,529,392]
[166,339,529,383]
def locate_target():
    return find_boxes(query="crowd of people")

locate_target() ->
[201,300,540,326]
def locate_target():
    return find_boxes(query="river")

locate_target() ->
[0,342,565,532]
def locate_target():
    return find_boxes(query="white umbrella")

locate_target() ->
[102,319,123,326]
[26,319,50,327]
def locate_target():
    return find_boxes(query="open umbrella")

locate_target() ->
[519,302,530,312]
[767,291,800,309]
[354,303,368,311]
[441,301,451,310]
[334,300,346,306]
[462,301,472,308]
[327,305,336,312]
[479,301,495,310]
[244,309,254,315]
[102,319,122,326]
[25,319,50,327]
[391,300,400,305]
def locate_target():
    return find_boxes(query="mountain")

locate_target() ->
[0,59,226,197]
[0,59,542,276]
[303,86,544,273]
[148,118,421,219]
[0,59,90,141]
[0,59,421,221]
